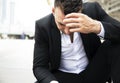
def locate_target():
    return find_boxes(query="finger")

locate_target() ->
[65,13,81,18]
[64,27,70,34]
[63,18,79,24]
[65,13,85,18]
[66,23,80,28]
[69,28,81,32]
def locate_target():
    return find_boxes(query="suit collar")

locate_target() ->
[80,33,91,58]
[50,16,61,68]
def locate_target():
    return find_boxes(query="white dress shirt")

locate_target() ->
[50,23,105,83]
[58,22,104,74]
[59,32,89,74]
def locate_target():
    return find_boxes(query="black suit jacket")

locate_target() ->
[33,2,120,83]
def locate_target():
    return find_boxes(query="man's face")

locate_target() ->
[52,7,68,34]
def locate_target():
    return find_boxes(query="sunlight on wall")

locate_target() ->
[14,0,51,32]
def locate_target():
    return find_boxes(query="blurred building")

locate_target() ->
[0,0,1,23]
[0,0,34,39]
[87,0,120,21]
[9,0,15,24]
[0,0,15,27]
[0,0,7,24]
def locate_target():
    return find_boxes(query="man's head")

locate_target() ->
[54,0,82,15]
[52,0,83,33]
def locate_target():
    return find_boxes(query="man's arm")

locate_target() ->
[95,2,120,42]
[63,2,120,42]
[33,21,57,83]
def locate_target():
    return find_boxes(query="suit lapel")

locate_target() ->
[80,33,91,59]
[51,17,61,68]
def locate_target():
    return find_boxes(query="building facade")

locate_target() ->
[88,0,120,21]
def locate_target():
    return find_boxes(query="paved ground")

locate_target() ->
[0,39,36,83]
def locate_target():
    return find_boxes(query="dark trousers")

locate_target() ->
[107,43,120,83]
[36,41,120,83]
[53,70,84,83]
[52,41,111,83]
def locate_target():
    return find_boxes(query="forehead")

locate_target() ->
[54,7,65,22]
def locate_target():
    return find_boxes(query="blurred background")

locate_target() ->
[0,0,51,39]
[85,0,120,21]
[0,0,119,83]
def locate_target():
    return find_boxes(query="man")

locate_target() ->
[33,0,120,83]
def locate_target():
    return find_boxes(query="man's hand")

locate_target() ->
[63,13,101,34]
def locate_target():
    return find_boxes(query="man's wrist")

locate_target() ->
[93,20,101,34]
[97,22,105,38]
[50,80,59,83]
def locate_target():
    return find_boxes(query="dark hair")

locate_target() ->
[54,0,83,15]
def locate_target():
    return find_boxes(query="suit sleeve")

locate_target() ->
[95,2,120,43]
[33,21,57,83]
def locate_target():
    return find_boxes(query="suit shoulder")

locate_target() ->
[82,2,103,16]
[83,2,101,9]
[83,2,100,6]
[36,13,53,25]
[35,13,55,34]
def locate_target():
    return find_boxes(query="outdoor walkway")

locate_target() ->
[0,39,36,83]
